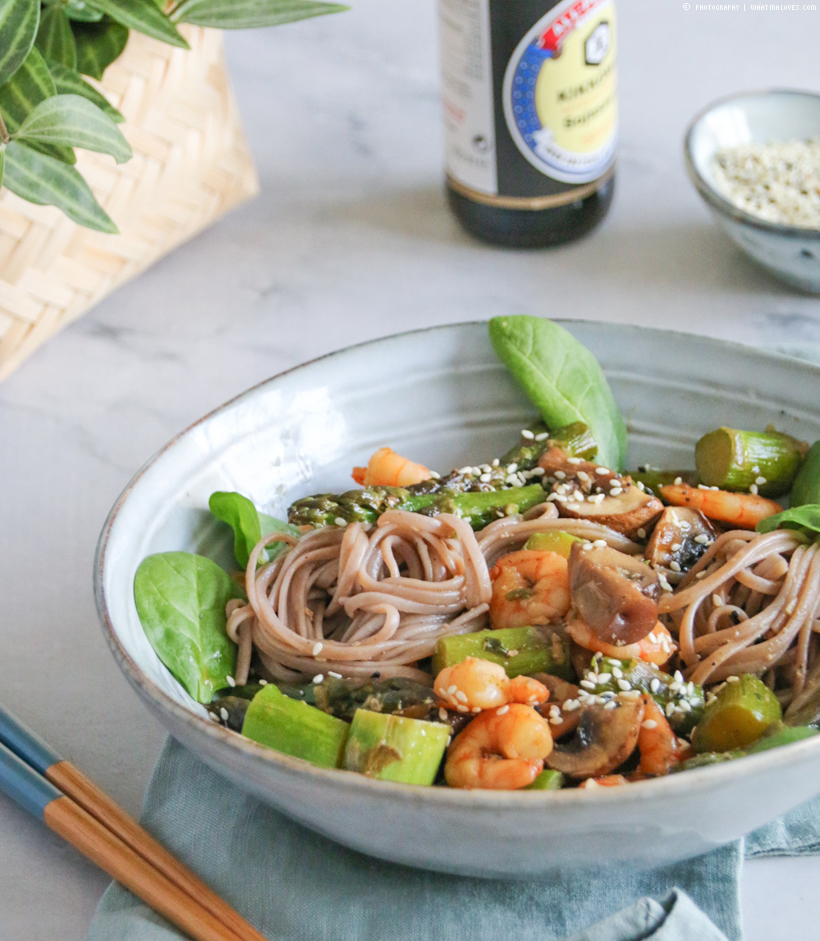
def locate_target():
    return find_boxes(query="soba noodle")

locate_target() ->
[226,504,640,685]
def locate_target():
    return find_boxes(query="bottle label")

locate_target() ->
[503,0,617,185]
[440,0,617,206]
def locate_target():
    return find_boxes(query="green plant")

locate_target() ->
[0,0,346,231]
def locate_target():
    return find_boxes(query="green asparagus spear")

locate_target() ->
[525,769,565,790]
[432,626,572,680]
[501,422,597,468]
[581,658,705,735]
[342,709,450,784]
[288,483,545,530]
[789,441,820,507]
[695,426,808,497]
[242,684,349,768]
[672,723,818,773]
[692,675,781,753]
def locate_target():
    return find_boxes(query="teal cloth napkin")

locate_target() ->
[85,737,819,941]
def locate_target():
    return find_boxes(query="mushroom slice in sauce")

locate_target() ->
[644,507,717,582]
[538,448,663,539]
[545,697,645,779]
[568,542,661,646]
[532,673,582,738]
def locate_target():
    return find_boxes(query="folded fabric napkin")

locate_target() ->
[85,737,820,941]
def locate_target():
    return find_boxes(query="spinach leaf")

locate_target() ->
[756,505,820,536]
[209,491,299,569]
[489,316,628,470]
[134,552,244,703]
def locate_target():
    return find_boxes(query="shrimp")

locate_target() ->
[566,617,676,667]
[579,775,629,789]
[489,550,571,629]
[434,657,549,713]
[351,447,432,487]
[444,704,553,790]
[658,482,781,530]
[636,695,684,777]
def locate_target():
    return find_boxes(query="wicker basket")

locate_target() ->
[0,25,259,382]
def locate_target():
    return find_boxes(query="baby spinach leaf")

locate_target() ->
[134,552,244,704]
[489,316,628,471]
[756,505,820,536]
[209,491,299,569]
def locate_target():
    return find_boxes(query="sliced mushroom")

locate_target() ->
[545,697,645,779]
[532,673,582,738]
[644,507,716,582]
[538,448,663,538]
[568,542,660,646]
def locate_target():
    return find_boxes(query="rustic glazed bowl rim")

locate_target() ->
[94,320,820,809]
[684,87,820,242]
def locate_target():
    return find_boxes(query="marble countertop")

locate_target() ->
[2,1,820,938]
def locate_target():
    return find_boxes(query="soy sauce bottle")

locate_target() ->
[438,0,617,248]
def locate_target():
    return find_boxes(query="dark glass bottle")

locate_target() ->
[438,0,617,248]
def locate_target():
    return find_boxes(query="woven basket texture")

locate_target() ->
[0,25,259,382]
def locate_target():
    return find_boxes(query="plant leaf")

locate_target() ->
[0,45,76,164]
[47,60,123,122]
[66,0,104,22]
[73,18,129,80]
[3,140,117,231]
[0,0,39,89]
[172,0,348,28]
[489,316,628,471]
[134,552,244,703]
[756,505,820,536]
[85,0,189,48]
[36,5,78,69]
[209,491,299,569]
[14,93,131,162]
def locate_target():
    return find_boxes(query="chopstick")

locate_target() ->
[0,705,267,941]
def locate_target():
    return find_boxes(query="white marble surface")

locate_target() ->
[1,1,820,938]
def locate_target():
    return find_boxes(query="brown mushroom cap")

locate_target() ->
[537,448,663,539]
[644,507,717,580]
[545,697,645,779]
[569,543,661,646]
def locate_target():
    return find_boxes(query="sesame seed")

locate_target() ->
[604,701,618,710]
[581,541,593,550]
[521,429,535,440]
[567,504,581,512]
[752,465,760,474]
[219,707,229,721]
[669,560,682,573]
[698,484,710,490]
[497,704,510,715]
[694,534,709,545]
[680,700,692,712]
[226,675,236,687]
[313,674,324,684]
[507,463,518,473]
[688,696,701,707]
[696,571,707,579]
[622,690,642,700]
[554,470,567,479]
[671,543,682,552]
[208,712,219,722]
[610,487,623,497]
[650,678,661,693]
[564,700,580,711]
[492,458,500,467]
[674,671,684,683]
[259,679,268,685]
[505,475,519,486]
[596,673,612,683]
[447,685,458,695]
[665,702,675,717]
[726,675,740,683]
[458,466,472,475]
[612,667,623,679]
[593,539,608,549]
[755,476,767,486]
[549,716,563,725]
[637,528,647,539]
[455,691,469,704]
[334,517,347,527]
[567,457,583,465]
[535,432,549,441]
[580,680,596,689]
[328,671,342,679]
[674,477,683,485]
[457,704,469,713]
[547,493,560,502]
[573,491,586,502]
[642,719,658,730]
[617,679,632,691]
[439,707,448,721]
[637,481,646,491]
[480,473,492,482]
[531,466,546,477]
[594,652,603,660]
[595,467,609,475]
[312,642,323,656]
[429,471,441,479]
[750,484,759,495]
[549,705,560,716]
[577,471,590,482]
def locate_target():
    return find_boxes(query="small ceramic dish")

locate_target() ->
[95,321,820,878]
[684,89,820,293]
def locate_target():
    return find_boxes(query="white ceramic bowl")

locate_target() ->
[95,321,820,877]
[684,89,820,293]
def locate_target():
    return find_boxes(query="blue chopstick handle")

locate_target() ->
[0,741,61,820]
[0,706,61,775]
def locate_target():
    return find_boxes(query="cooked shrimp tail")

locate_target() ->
[352,447,433,488]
